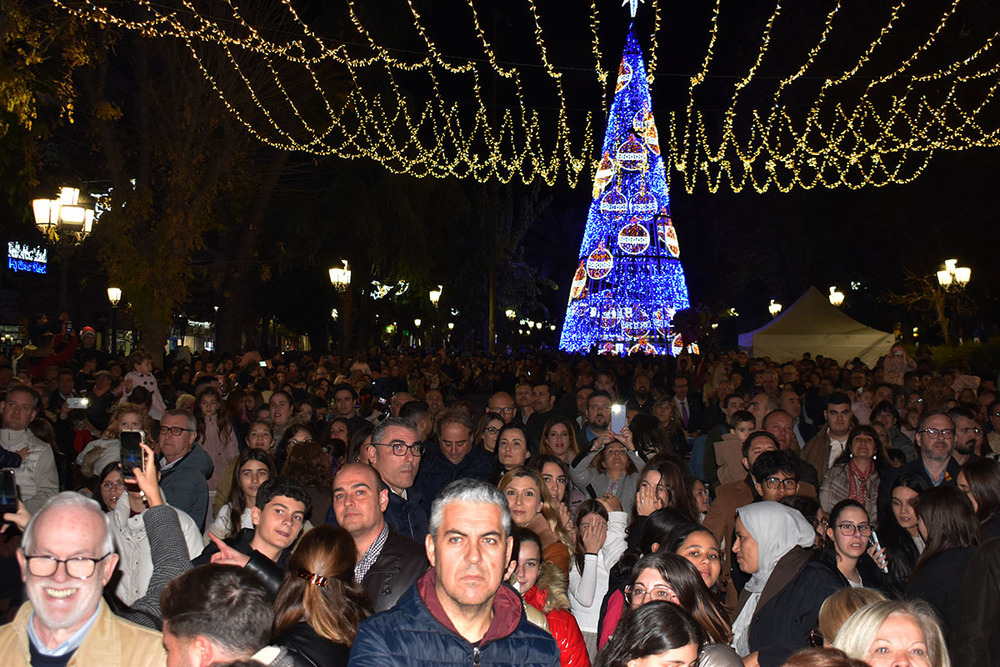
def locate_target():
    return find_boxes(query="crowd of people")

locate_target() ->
[1,316,999,666]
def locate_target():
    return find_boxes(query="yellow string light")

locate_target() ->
[50,0,1000,193]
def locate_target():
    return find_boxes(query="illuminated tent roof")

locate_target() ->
[738,287,894,366]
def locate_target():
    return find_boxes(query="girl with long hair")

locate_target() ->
[282,440,334,526]
[957,456,1000,539]
[906,485,980,636]
[876,473,931,597]
[272,525,373,667]
[594,601,704,667]
[568,498,629,659]
[541,416,582,463]
[499,466,574,573]
[208,449,276,541]
[622,552,734,651]
[194,385,239,493]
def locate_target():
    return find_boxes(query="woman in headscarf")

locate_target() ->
[730,501,817,667]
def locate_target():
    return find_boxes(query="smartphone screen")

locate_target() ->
[120,431,144,479]
[610,404,627,434]
[0,469,18,515]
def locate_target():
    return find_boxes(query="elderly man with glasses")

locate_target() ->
[0,492,166,665]
[157,409,214,529]
[364,416,428,540]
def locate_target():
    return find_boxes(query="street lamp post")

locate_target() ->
[934,258,971,346]
[32,186,97,313]
[107,287,122,355]
[329,260,352,354]
[768,299,783,317]
[828,286,845,307]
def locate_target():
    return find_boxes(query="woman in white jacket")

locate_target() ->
[569,496,628,660]
[111,478,204,605]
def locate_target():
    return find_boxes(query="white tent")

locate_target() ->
[738,287,895,366]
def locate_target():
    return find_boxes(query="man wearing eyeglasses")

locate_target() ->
[486,391,517,424]
[364,416,428,540]
[158,409,213,529]
[878,411,961,515]
[0,492,166,665]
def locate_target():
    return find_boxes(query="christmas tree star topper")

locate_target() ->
[622,0,645,19]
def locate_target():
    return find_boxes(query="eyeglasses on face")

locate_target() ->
[762,476,797,490]
[625,584,678,606]
[161,425,195,437]
[101,480,125,492]
[835,522,872,536]
[489,407,516,414]
[24,554,111,579]
[484,426,500,435]
[919,428,954,439]
[372,441,425,457]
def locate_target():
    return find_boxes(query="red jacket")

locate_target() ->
[524,564,591,667]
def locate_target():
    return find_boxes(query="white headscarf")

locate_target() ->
[730,501,816,656]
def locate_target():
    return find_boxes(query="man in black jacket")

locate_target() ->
[333,463,427,612]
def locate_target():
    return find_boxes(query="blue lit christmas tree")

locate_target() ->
[559,23,691,356]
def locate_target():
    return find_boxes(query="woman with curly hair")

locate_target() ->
[282,440,334,526]
[273,525,373,667]
[499,466,574,573]
[76,403,156,481]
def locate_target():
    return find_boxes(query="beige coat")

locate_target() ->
[0,600,166,667]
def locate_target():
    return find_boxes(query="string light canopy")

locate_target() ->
[53,0,1000,193]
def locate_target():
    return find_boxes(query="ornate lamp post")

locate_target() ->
[31,186,97,312]
[329,260,352,353]
[768,299,783,317]
[107,287,122,354]
[828,286,845,307]
[934,258,971,345]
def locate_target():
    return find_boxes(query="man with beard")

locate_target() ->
[0,493,165,665]
[949,406,985,465]
[878,412,961,515]
[625,373,654,414]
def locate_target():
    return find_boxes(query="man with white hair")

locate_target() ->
[0,492,166,665]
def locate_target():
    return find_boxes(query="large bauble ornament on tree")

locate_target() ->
[585,241,614,280]
[616,135,647,172]
[618,219,651,255]
[630,186,658,218]
[600,187,628,219]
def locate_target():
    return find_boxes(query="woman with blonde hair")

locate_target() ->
[816,587,887,647]
[499,467,574,573]
[832,599,950,667]
[272,525,372,667]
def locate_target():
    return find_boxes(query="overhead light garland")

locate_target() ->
[51,0,1000,192]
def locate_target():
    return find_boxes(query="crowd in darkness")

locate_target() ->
[1,313,1000,666]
